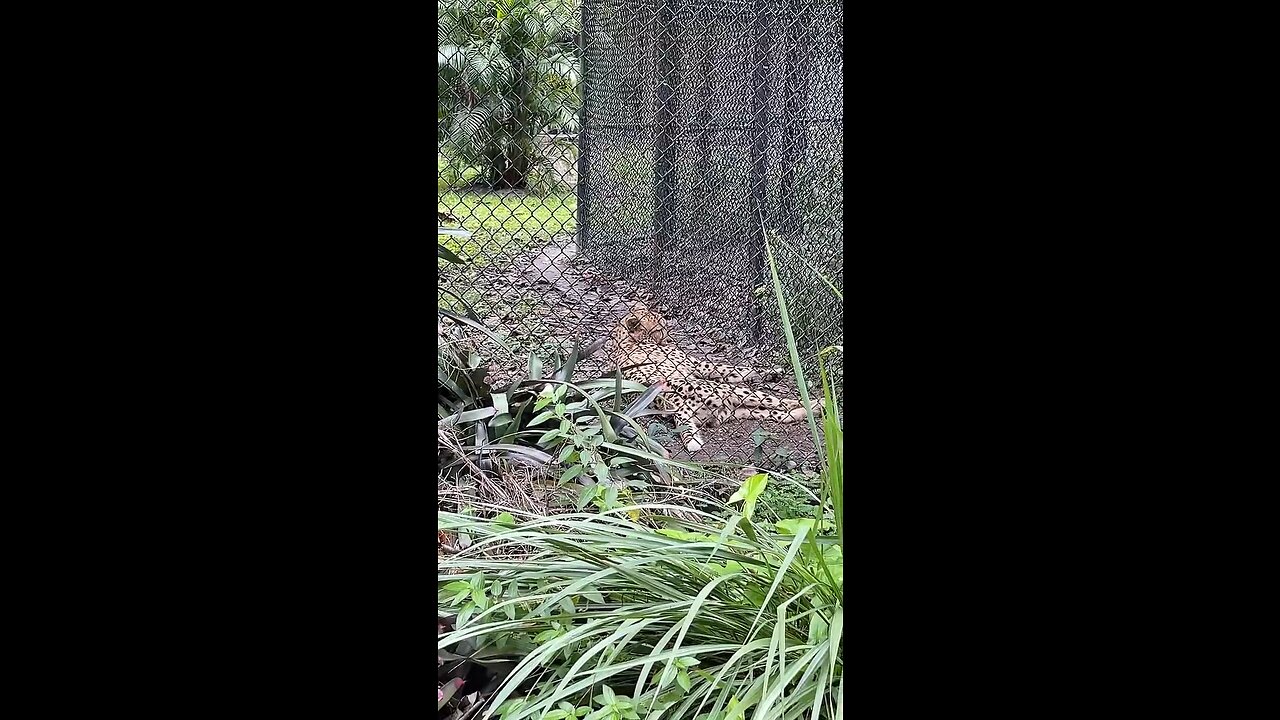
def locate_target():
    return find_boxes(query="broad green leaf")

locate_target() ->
[676,668,691,692]
[575,483,596,510]
[775,518,816,536]
[456,603,475,628]
[495,698,526,719]
[727,472,767,520]
[529,409,558,426]
[658,663,676,689]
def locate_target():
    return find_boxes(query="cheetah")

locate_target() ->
[605,302,822,453]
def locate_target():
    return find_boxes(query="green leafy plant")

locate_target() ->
[754,478,818,522]
[438,336,679,490]
[532,381,659,511]
[438,479,843,719]
[438,557,552,718]
[434,221,845,720]
[438,0,581,189]
[439,394,843,718]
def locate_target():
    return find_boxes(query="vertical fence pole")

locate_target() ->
[577,1,592,251]
[652,0,677,275]
[778,0,810,238]
[694,5,714,193]
[746,0,773,344]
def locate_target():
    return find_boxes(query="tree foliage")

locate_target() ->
[439,0,582,189]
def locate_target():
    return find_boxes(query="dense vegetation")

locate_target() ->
[438,0,581,190]
[438,223,843,719]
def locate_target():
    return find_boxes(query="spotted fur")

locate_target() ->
[606,303,821,452]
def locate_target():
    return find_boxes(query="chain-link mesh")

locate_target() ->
[439,0,842,466]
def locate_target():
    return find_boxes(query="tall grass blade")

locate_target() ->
[762,227,823,452]
[767,232,843,302]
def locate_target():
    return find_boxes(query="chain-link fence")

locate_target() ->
[439,0,842,466]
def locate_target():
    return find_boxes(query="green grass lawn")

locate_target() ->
[438,148,577,264]
[438,189,577,265]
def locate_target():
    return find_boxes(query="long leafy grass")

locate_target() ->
[763,229,842,552]
[439,227,844,720]
[439,503,842,720]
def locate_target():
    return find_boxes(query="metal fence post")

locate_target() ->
[652,0,677,274]
[694,4,713,194]
[578,1,592,251]
[746,0,773,344]
[778,0,811,239]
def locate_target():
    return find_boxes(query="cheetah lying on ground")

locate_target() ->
[605,303,821,452]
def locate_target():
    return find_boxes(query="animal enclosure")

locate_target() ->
[438,0,843,464]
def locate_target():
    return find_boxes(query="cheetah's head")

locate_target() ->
[614,303,669,346]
